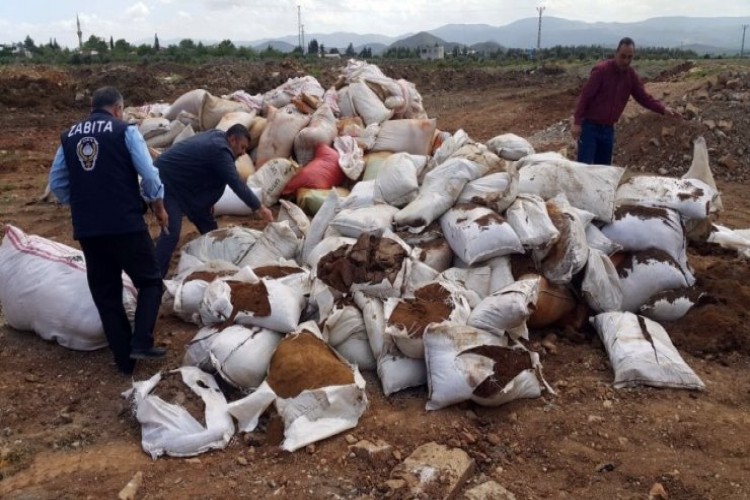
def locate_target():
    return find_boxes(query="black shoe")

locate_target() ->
[130,346,167,360]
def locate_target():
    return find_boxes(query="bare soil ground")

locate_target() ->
[1,59,749,499]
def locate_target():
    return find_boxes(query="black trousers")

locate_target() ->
[79,231,163,374]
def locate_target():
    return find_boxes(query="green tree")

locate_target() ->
[154,33,160,51]
[113,39,132,52]
[308,38,319,56]
[320,43,325,55]
[84,35,108,53]
[345,42,356,56]
[179,39,196,50]
[136,43,153,56]
[23,35,35,50]
[214,39,236,57]
[109,36,114,51]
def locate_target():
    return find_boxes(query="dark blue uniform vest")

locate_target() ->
[61,109,146,239]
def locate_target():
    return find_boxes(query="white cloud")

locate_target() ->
[177,11,191,19]
[126,2,151,20]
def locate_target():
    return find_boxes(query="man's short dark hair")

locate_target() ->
[225,123,250,141]
[91,86,124,109]
[617,37,635,51]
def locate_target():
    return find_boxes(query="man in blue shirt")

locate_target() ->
[153,124,273,277]
[49,86,169,375]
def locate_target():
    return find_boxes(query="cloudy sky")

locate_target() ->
[1,0,748,47]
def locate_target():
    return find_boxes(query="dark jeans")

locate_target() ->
[577,120,615,165]
[154,191,217,278]
[79,231,163,374]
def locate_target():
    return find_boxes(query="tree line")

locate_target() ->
[1,34,703,65]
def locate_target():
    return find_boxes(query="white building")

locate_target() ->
[419,45,444,60]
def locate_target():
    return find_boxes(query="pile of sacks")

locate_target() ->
[0,59,724,458]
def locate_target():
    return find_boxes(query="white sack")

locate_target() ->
[505,194,560,250]
[179,226,262,268]
[457,168,518,214]
[124,367,234,459]
[255,104,311,167]
[138,117,170,140]
[278,199,310,239]
[581,248,623,312]
[424,324,549,410]
[585,223,622,255]
[371,118,437,156]
[534,194,590,284]
[377,340,427,396]
[209,325,284,390]
[682,136,722,212]
[237,221,302,268]
[485,133,535,161]
[617,250,692,312]
[334,330,377,371]
[615,176,717,221]
[395,156,489,233]
[0,225,135,350]
[334,135,365,181]
[146,120,186,149]
[233,278,305,334]
[165,89,209,120]
[340,180,376,210]
[301,189,342,265]
[354,291,386,360]
[440,204,523,265]
[384,283,471,359]
[330,205,399,238]
[167,260,240,323]
[516,152,624,222]
[215,110,256,132]
[340,81,393,125]
[467,276,541,341]
[183,326,220,370]
[591,312,705,390]
[601,205,691,275]
[263,75,325,109]
[246,157,300,207]
[638,289,704,322]
[374,152,426,207]
[213,184,264,216]
[707,224,750,259]
[294,104,338,166]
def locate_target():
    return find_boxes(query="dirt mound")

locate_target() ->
[667,251,750,356]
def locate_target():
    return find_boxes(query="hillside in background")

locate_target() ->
[234,16,750,55]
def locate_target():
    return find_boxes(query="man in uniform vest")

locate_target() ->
[49,86,169,375]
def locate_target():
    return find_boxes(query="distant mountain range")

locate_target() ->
[159,16,750,56]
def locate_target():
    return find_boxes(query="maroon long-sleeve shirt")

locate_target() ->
[574,59,665,126]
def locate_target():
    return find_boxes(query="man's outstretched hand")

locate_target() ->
[257,205,274,223]
[664,106,683,120]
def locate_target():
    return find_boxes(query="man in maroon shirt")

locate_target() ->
[572,37,682,165]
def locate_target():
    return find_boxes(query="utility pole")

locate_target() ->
[742,24,749,59]
[536,6,545,53]
[76,13,83,51]
[297,4,304,54]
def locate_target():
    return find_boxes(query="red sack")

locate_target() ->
[282,143,345,196]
